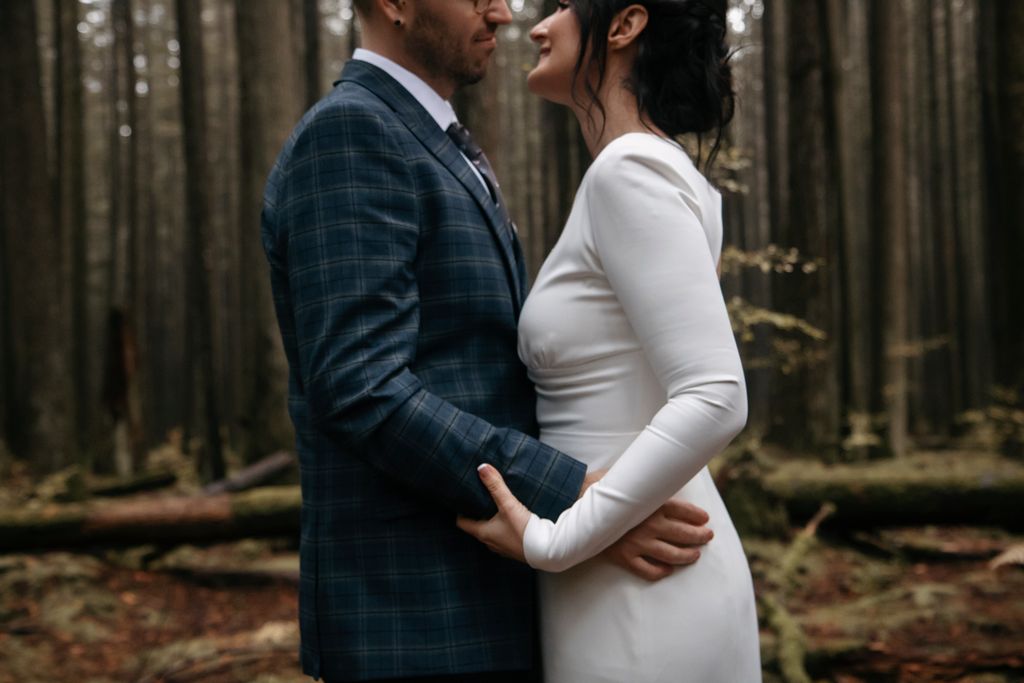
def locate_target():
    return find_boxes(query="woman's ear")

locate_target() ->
[607,4,648,51]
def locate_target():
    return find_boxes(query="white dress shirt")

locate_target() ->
[352,49,488,192]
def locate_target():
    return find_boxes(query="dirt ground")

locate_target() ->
[1,526,1022,683]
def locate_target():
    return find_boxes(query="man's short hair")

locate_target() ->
[352,0,372,15]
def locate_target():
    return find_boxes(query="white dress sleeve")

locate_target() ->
[521,142,748,573]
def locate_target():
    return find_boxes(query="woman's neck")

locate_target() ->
[572,73,666,158]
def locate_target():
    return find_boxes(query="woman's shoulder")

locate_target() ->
[584,133,716,209]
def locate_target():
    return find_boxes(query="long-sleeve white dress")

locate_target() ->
[518,133,761,682]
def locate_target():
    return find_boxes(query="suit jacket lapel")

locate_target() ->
[337,61,524,311]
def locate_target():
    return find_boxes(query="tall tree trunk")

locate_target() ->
[54,0,88,469]
[872,0,911,456]
[235,0,301,463]
[206,0,242,453]
[303,0,321,109]
[176,0,226,481]
[722,8,774,440]
[763,0,841,456]
[104,0,146,475]
[948,0,992,419]
[135,0,162,450]
[981,0,1024,456]
[0,0,73,470]
[823,0,884,458]
[0,136,9,453]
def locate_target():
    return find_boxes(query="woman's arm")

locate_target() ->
[459,142,746,571]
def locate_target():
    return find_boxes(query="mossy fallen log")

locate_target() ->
[760,452,1024,530]
[87,469,178,498]
[4,451,1022,551]
[0,487,300,551]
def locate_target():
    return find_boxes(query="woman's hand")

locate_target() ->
[456,464,532,563]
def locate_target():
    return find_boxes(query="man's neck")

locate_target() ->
[358,36,456,100]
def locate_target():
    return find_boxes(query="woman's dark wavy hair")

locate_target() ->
[569,0,735,172]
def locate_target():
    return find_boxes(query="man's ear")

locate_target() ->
[373,0,405,26]
[607,5,649,51]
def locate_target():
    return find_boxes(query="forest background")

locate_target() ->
[3,0,1023,475]
[1,1,1023,682]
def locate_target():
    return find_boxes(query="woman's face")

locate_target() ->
[527,1,582,105]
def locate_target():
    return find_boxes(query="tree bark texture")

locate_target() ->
[0,486,300,551]
[176,0,226,481]
[235,0,302,463]
[0,0,73,470]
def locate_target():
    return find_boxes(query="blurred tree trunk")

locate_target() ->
[176,0,226,482]
[991,1,1024,428]
[104,0,146,475]
[235,0,302,462]
[0,140,9,452]
[206,0,242,452]
[721,9,774,440]
[950,1,993,418]
[130,0,154,453]
[872,0,911,457]
[302,0,321,109]
[349,5,360,56]
[908,0,954,443]
[54,0,89,468]
[122,0,146,471]
[135,0,163,451]
[102,0,126,475]
[760,0,792,449]
[823,0,883,457]
[0,0,73,470]
[760,0,841,456]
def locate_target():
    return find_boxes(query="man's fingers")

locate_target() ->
[626,555,673,582]
[651,516,714,546]
[660,498,710,525]
[642,539,702,567]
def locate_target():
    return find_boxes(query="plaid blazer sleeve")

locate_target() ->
[271,104,585,521]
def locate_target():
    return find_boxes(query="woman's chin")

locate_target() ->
[526,68,543,93]
[526,72,565,104]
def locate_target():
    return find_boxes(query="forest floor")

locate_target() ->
[1,529,1022,682]
[1,458,1023,682]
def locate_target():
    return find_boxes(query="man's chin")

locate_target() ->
[455,68,487,88]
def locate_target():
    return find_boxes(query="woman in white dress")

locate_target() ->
[458,1,761,681]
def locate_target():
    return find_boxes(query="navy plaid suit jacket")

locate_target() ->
[262,60,587,681]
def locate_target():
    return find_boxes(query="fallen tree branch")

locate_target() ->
[132,621,299,683]
[761,594,812,683]
[780,502,836,590]
[202,451,295,495]
[762,503,834,683]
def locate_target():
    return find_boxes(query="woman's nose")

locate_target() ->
[529,17,550,42]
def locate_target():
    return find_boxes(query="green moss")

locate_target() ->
[229,486,300,518]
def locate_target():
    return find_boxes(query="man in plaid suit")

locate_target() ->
[262,1,715,681]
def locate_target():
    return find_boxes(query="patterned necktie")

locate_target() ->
[446,122,510,224]
[446,122,525,303]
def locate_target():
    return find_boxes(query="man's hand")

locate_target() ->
[602,499,713,581]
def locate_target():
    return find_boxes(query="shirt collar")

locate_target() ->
[352,48,458,132]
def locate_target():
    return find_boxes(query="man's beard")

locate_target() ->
[406,7,487,88]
